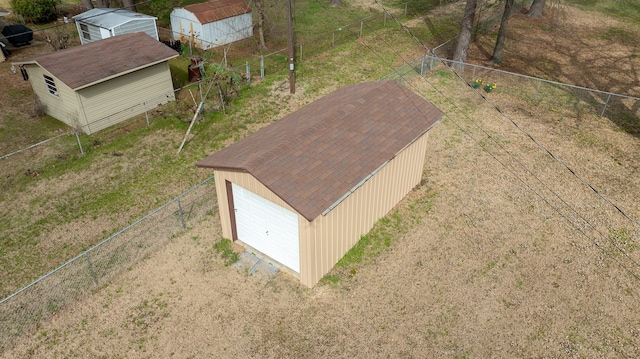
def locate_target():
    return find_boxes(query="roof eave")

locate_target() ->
[72,53,179,90]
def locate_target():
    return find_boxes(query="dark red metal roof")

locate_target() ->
[14,32,178,90]
[196,81,443,221]
[183,0,251,24]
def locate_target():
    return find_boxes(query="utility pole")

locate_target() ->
[287,0,295,94]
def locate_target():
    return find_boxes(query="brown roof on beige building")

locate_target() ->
[183,0,251,24]
[13,32,178,90]
[197,81,443,221]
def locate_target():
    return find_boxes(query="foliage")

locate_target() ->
[213,238,239,266]
[10,0,58,24]
[471,78,483,89]
[483,82,497,93]
[207,63,244,107]
[136,0,203,25]
[43,26,74,51]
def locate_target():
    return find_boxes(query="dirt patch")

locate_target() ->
[2,3,640,358]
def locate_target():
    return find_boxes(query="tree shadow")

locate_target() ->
[468,6,640,138]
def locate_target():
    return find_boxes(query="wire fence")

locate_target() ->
[0,175,218,353]
[382,54,640,133]
[0,79,209,180]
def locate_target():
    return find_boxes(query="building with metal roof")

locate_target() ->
[170,0,252,50]
[73,8,158,45]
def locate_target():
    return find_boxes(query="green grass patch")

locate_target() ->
[325,188,436,283]
[213,238,239,266]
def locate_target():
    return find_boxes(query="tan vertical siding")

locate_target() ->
[78,62,174,134]
[298,133,430,287]
[25,65,84,129]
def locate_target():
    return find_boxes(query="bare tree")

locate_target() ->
[255,0,267,49]
[452,0,478,71]
[44,27,73,51]
[81,0,94,10]
[487,0,515,65]
[122,0,136,12]
[525,0,546,18]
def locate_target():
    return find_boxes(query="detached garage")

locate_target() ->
[196,81,443,287]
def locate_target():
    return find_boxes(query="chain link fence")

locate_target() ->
[382,54,640,133]
[0,176,218,353]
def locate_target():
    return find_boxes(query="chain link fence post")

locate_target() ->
[85,253,98,286]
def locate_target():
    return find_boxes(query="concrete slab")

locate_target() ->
[233,250,280,280]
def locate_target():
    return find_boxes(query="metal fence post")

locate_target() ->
[429,51,435,71]
[143,101,150,127]
[246,61,250,85]
[260,55,264,79]
[472,65,476,80]
[85,252,98,286]
[534,79,541,102]
[75,130,84,156]
[223,48,227,67]
[177,197,186,229]
[332,32,335,48]
[360,20,363,38]
[404,3,408,16]
[420,55,426,76]
[384,12,387,27]
[299,43,303,63]
[601,94,611,117]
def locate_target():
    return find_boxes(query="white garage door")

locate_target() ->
[232,183,300,273]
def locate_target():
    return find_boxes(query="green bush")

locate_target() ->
[10,0,58,24]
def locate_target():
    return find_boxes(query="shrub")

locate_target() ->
[10,0,58,24]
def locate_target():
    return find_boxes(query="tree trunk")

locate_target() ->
[80,0,94,10]
[525,0,546,18]
[94,0,109,7]
[330,0,342,7]
[255,0,267,50]
[122,0,136,12]
[452,0,478,71]
[487,0,515,65]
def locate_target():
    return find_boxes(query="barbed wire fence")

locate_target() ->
[0,175,218,353]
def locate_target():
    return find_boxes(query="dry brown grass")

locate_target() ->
[2,2,640,358]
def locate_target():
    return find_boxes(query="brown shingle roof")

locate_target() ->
[196,81,443,221]
[183,0,251,24]
[13,32,178,90]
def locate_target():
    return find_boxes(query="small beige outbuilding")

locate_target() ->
[12,32,178,135]
[196,81,443,287]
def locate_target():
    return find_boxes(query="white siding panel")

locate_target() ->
[170,9,202,45]
[77,23,105,44]
[114,19,158,40]
[200,14,253,49]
